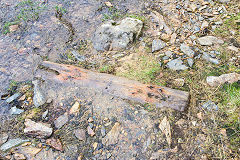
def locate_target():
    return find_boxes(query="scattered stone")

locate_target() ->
[105,1,113,7]
[187,58,194,67]
[9,106,24,115]
[24,119,53,138]
[74,129,86,141]
[159,117,171,146]
[180,43,195,57]
[69,101,80,114]
[201,21,209,29]
[87,126,95,137]
[93,142,98,150]
[173,78,185,87]
[19,95,26,101]
[217,0,230,3]
[101,126,106,137]
[6,93,21,103]
[54,113,69,129]
[46,138,64,152]
[160,33,171,41]
[202,52,219,64]
[42,110,48,120]
[197,36,224,46]
[206,73,240,87]
[165,51,173,57]
[20,146,42,157]
[0,133,8,146]
[13,153,26,160]
[170,33,177,44]
[202,101,218,110]
[9,25,19,32]
[32,80,46,107]
[227,46,239,52]
[71,50,86,62]
[0,138,29,152]
[88,117,94,123]
[152,39,166,52]
[102,122,121,145]
[92,18,143,51]
[166,59,188,70]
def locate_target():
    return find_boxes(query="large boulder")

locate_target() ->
[92,18,143,51]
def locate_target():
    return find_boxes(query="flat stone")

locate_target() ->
[173,78,185,87]
[206,73,240,87]
[33,80,46,107]
[202,101,218,110]
[202,52,219,64]
[166,59,188,70]
[165,51,173,57]
[69,101,80,114]
[187,58,194,67]
[9,106,24,115]
[71,50,86,62]
[46,138,64,152]
[0,138,29,152]
[24,119,53,138]
[54,113,69,129]
[152,39,166,52]
[197,36,224,46]
[180,43,195,57]
[6,93,21,103]
[0,133,8,146]
[74,129,86,141]
[227,46,239,52]
[13,153,26,160]
[217,0,230,3]
[102,122,121,146]
[101,126,106,137]
[92,18,143,51]
[87,126,95,137]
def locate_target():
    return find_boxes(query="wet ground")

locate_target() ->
[0,0,239,159]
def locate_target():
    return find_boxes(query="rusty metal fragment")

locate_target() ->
[39,61,189,111]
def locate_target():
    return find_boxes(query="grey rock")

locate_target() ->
[206,73,240,87]
[33,80,46,107]
[6,93,21,103]
[9,106,24,115]
[180,43,195,57]
[88,123,94,129]
[152,39,166,52]
[0,138,29,152]
[202,101,218,110]
[187,58,194,67]
[54,113,68,129]
[217,0,230,3]
[74,129,86,141]
[0,133,8,146]
[24,119,53,138]
[197,36,224,46]
[71,50,86,62]
[102,122,121,146]
[101,126,106,137]
[162,56,169,60]
[166,59,188,70]
[165,51,173,57]
[92,18,143,51]
[202,52,219,64]
[42,110,49,120]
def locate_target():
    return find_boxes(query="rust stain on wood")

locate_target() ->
[40,61,189,111]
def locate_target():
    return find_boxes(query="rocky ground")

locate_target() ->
[0,0,239,159]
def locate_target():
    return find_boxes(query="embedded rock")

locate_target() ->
[24,119,53,138]
[92,18,143,51]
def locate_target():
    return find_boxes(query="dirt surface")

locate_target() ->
[0,0,239,160]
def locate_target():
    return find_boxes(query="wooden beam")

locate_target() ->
[39,61,189,111]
